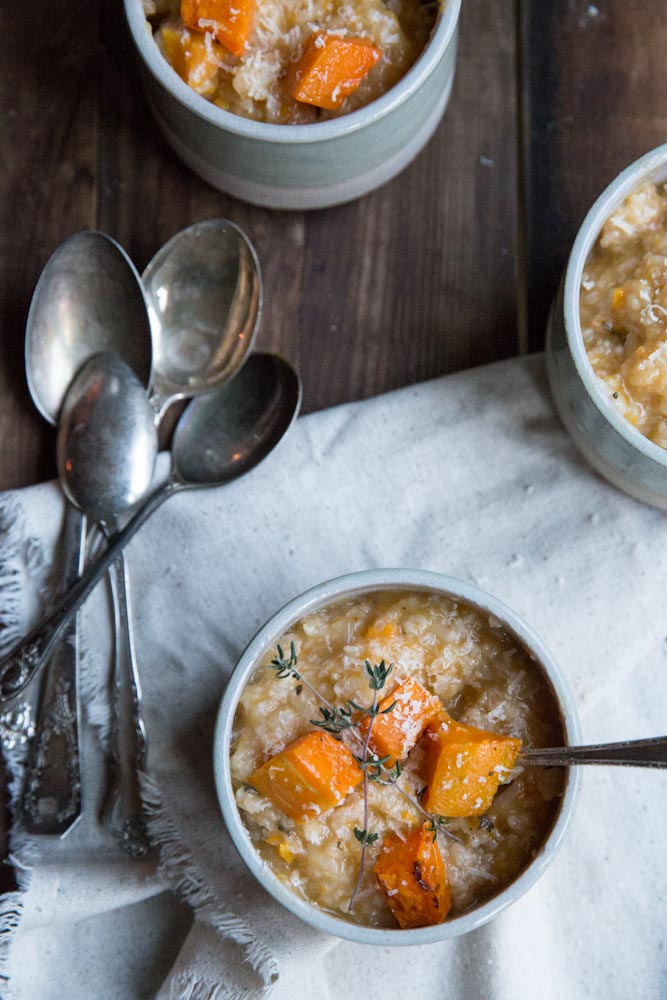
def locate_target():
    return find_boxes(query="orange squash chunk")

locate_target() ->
[181,0,254,56]
[360,678,444,767]
[290,32,382,111]
[421,713,522,817]
[160,26,220,96]
[375,824,451,928]
[248,731,362,822]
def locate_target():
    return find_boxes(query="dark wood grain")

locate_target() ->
[0,0,100,489]
[0,0,519,490]
[520,0,667,351]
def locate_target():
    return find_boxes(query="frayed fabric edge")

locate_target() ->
[0,492,278,999]
[166,970,258,1000]
[0,744,42,999]
[0,494,51,999]
[140,772,278,999]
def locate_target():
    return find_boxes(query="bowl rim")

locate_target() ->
[213,568,582,946]
[563,142,667,468]
[123,0,462,144]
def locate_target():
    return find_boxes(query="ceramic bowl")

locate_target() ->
[546,144,667,509]
[123,0,462,210]
[213,568,581,945]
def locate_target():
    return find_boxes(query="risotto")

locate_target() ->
[144,0,439,124]
[580,179,667,448]
[231,589,565,928]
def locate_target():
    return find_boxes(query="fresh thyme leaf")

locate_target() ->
[426,814,463,844]
[310,704,353,734]
[269,641,301,680]
[365,659,393,691]
[354,827,378,846]
[380,700,398,715]
[370,754,392,767]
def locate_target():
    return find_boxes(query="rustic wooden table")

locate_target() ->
[0,0,666,874]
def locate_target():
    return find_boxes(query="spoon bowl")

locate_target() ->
[57,352,158,523]
[143,220,262,419]
[173,353,301,485]
[26,231,152,423]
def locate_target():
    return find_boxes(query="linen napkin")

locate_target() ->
[1,353,666,1000]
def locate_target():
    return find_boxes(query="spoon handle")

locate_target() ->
[19,504,85,836]
[0,481,176,703]
[102,550,151,858]
[520,736,667,768]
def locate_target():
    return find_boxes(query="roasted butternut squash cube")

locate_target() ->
[290,32,382,111]
[181,0,254,56]
[248,731,362,822]
[160,26,220,96]
[360,677,444,767]
[375,824,451,928]
[421,713,522,817]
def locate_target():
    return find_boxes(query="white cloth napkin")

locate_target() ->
[1,354,666,1000]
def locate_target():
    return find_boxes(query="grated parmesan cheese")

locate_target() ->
[152,0,439,123]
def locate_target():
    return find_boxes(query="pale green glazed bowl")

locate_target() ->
[123,0,462,209]
[547,144,667,509]
[213,568,581,945]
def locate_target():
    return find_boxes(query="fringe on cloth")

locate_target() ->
[166,972,262,1000]
[0,494,52,999]
[0,492,277,999]
[140,771,278,1000]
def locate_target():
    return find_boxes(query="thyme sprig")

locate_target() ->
[348,661,392,912]
[310,703,355,734]
[266,645,461,909]
[269,643,337,712]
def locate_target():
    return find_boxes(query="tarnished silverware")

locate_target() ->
[20,509,85,834]
[0,354,302,705]
[55,352,158,857]
[20,231,152,837]
[520,735,667,768]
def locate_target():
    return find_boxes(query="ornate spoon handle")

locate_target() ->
[520,736,667,768]
[102,550,151,858]
[19,505,85,836]
[0,481,175,703]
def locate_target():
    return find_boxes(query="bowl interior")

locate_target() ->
[125,0,462,143]
[563,144,667,467]
[213,569,581,945]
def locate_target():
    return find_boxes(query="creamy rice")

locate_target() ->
[145,0,438,123]
[231,589,564,927]
[580,180,667,448]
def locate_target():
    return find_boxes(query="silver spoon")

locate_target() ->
[21,232,153,837]
[98,219,261,855]
[0,353,302,702]
[520,735,667,768]
[26,232,152,422]
[56,353,158,856]
[57,354,158,523]
[21,222,262,841]
[143,219,262,421]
